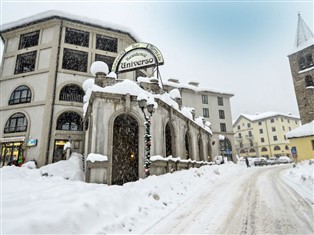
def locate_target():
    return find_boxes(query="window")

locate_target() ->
[247,123,251,128]
[238,133,242,138]
[248,131,252,137]
[9,85,31,105]
[284,135,287,140]
[287,119,290,123]
[15,51,36,74]
[261,147,267,152]
[220,123,226,132]
[56,112,83,131]
[289,127,291,131]
[62,48,88,72]
[259,129,263,134]
[258,121,262,125]
[299,57,306,70]
[295,120,298,124]
[59,85,84,103]
[95,54,115,71]
[285,145,289,150]
[305,75,314,87]
[202,95,208,104]
[65,28,89,47]
[19,31,39,49]
[312,140,314,150]
[282,126,285,131]
[306,54,313,67]
[274,145,281,151]
[261,138,265,143]
[203,108,209,118]
[270,118,274,123]
[272,127,276,132]
[96,34,117,52]
[219,110,225,119]
[281,118,283,122]
[273,136,278,141]
[217,97,223,106]
[237,125,240,130]
[4,113,27,133]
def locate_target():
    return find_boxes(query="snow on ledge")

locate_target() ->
[86,153,108,162]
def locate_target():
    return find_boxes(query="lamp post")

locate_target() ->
[137,94,157,177]
[219,134,225,164]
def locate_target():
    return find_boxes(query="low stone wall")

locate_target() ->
[85,160,109,184]
[151,157,213,176]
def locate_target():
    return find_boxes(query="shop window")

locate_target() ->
[96,34,117,52]
[15,51,37,74]
[261,147,267,152]
[4,113,27,133]
[220,123,226,132]
[62,48,88,72]
[56,112,83,131]
[203,108,209,118]
[95,54,115,71]
[59,85,84,103]
[217,97,223,106]
[249,148,255,153]
[9,85,32,105]
[219,110,225,119]
[19,30,40,49]
[274,145,280,151]
[305,75,314,87]
[65,28,89,47]
[202,95,208,104]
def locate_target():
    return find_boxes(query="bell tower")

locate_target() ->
[288,13,314,124]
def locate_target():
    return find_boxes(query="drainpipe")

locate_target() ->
[45,20,63,164]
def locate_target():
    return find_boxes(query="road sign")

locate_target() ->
[226,149,230,155]
[291,147,297,154]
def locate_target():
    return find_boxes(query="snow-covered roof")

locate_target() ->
[0,10,139,42]
[289,13,314,55]
[234,112,300,125]
[286,120,314,138]
[163,80,234,97]
[83,79,212,134]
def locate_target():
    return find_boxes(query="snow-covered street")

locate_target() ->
[1,157,313,234]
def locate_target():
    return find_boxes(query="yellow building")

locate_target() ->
[233,112,301,158]
[286,121,314,161]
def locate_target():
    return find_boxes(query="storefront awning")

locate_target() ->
[0,136,25,143]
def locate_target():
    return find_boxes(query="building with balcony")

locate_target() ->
[288,13,314,125]
[233,112,301,158]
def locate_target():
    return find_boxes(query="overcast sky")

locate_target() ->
[0,1,313,120]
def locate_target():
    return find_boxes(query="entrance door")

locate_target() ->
[1,142,24,167]
[53,140,68,163]
[112,114,139,185]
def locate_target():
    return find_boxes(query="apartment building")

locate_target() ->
[163,79,235,161]
[0,11,151,167]
[233,112,301,158]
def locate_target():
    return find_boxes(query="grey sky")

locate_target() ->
[0,1,313,120]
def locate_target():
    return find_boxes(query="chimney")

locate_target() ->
[188,81,199,87]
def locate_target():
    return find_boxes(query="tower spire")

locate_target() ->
[294,13,314,49]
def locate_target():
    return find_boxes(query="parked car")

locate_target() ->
[267,157,279,165]
[254,158,267,166]
[278,156,293,164]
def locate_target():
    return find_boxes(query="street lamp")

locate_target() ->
[137,93,157,177]
[219,134,225,164]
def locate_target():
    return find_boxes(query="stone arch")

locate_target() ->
[184,127,192,160]
[112,114,139,185]
[165,121,175,157]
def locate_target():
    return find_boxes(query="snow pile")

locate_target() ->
[86,153,108,162]
[40,153,84,181]
[90,61,109,76]
[282,160,314,203]
[1,163,244,234]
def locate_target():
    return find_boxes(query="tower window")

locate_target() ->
[305,75,314,87]
[305,54,313,67]
[65,28,89,47]
[299,57,306,70]
[19,31,40,49]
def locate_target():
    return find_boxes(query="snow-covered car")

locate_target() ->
[278,156,293,164]
[254,158,267,166]
[267,157,279,165]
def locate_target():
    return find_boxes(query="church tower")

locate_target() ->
[288,13,314,124]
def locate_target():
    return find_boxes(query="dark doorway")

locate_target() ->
[165,122,172,157]
[112,114,139,185]
[53,140,68,162]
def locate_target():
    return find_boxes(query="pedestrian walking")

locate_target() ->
[245,157,250,168]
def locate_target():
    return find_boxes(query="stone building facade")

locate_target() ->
[0,11,150,167]
[83,72,212,185]
[288,14,314,125]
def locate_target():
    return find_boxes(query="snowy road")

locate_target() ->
[143,165,314,234]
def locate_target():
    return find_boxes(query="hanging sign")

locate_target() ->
[112,42,164,74]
